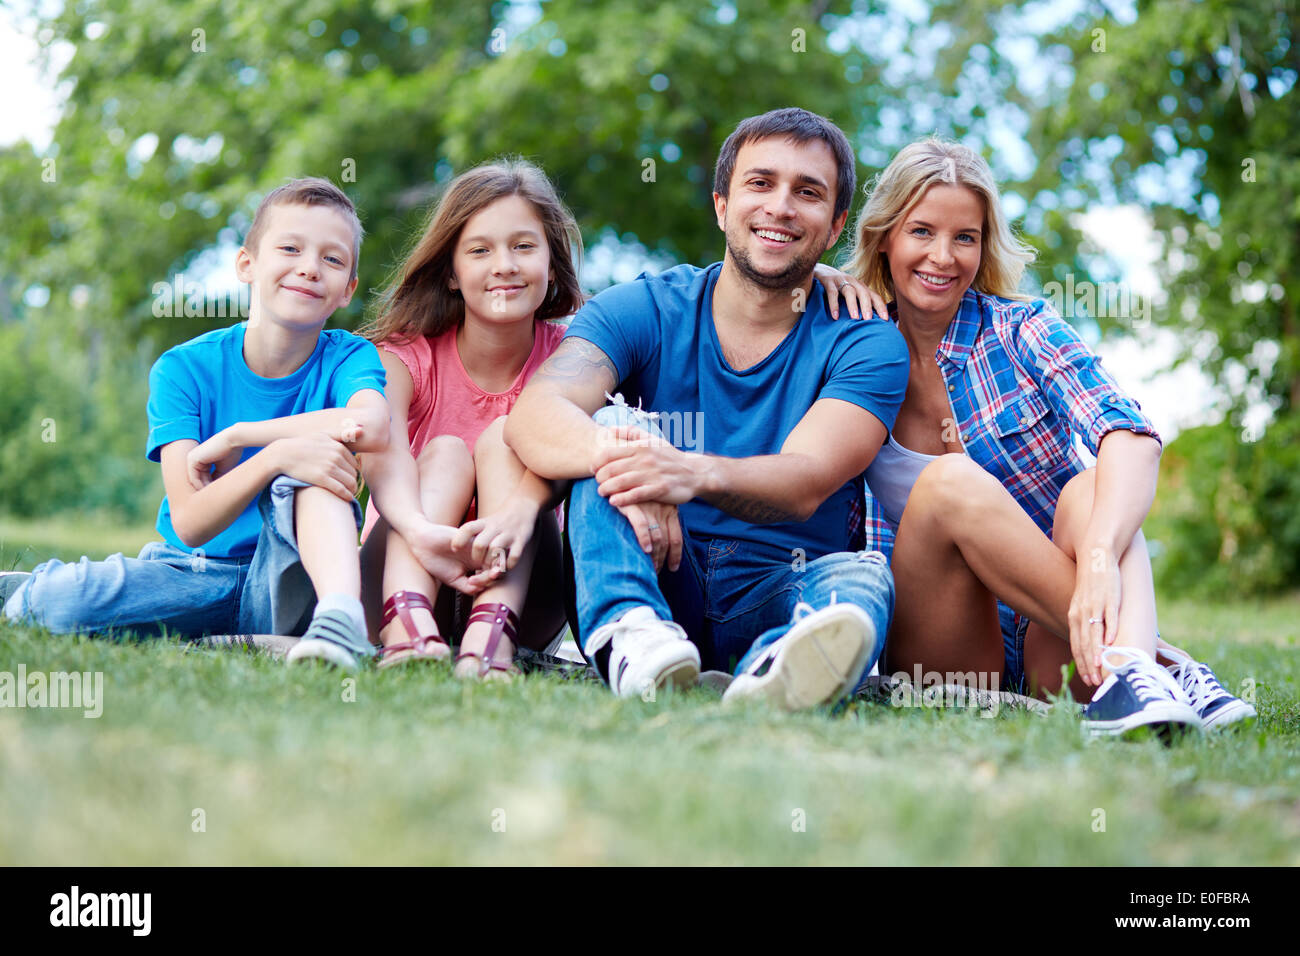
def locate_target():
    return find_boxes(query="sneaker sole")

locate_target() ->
[286,638,362,671]
[1201,697,1258,729]
[616,653,700,698]
[723,606,872,712]
[1084,700,1204,741]
[0,572,32,606]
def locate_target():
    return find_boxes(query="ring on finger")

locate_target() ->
[648,523,660,531]
[1087,616,1103,624]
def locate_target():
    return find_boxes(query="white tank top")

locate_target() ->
[865,435,940,529]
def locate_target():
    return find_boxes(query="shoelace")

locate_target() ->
[1101,647,1183,704]
[615,617,688,651]
[1171,661,1221,711]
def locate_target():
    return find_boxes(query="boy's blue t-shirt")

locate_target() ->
[566,262,908,560]
[146,323,386,559]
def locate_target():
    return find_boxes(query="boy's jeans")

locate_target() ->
[4,476,361,638]
[568,404,894,680]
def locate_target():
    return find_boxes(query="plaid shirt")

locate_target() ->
[862,289,1160,558]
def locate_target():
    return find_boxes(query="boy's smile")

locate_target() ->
[236,203,359,329]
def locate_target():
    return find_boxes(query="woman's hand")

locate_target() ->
[1066,543,1122,686]
[453,498,542,573]
[812,263,889,321]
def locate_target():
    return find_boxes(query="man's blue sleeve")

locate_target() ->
[563,279,660,384]
[819,321,910,431]
[146,349,203,462]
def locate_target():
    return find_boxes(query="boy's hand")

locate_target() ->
[452,498,542,574]
[404,517,504,595]
[187,430,243,490]
[269,432,360,502]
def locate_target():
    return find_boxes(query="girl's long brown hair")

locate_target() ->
[363,158,584,344]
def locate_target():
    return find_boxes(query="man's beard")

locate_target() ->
[725,221,828,291]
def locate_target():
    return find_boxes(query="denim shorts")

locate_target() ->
[4,476,362,638]
[997,600,1029,694]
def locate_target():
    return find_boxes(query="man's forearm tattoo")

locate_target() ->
[712,492,801,525]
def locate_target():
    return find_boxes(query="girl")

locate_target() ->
[359,159,582,679]
[838,138,1253,735]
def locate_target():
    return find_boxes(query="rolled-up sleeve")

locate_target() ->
[1012,299,1160,455]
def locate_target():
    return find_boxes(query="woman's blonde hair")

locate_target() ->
[361,158,584,344]
[845,138,1036,301]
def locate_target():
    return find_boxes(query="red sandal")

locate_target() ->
[454,602,522,680]
[377,590,449,670]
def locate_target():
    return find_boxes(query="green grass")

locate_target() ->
[1,519,1298,864]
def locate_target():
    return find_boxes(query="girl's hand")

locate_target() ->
[452,498,542,573]
[1067,543,1123,687]
[187,429,243,490]
[405,516,503,594]
[812,263,889,321]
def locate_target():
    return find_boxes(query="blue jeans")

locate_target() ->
[567,404,894,681]
[3,476,361,638]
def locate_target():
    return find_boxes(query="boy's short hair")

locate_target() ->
[713,107,857,221]
[243,177,364,280]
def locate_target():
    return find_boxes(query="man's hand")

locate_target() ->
[452,498,542,574]
[186,429,243,490]
[592,425,708,508]
[812,262,889,320]
[615,499,683,573]
[267,432,360,502]
[404,516,504,595]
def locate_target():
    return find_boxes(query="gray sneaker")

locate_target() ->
[286,610,374,671]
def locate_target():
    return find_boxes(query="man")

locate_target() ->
[505,108,908,709]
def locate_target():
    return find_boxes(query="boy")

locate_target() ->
[5,178,388,668]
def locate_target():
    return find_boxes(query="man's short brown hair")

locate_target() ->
[713,108,857,221]
[243,177,364,280]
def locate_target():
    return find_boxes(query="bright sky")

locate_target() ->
[0,5,1241,441]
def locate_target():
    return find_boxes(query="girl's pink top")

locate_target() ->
[362,321,566,539]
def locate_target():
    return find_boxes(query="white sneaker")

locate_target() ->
[1162,648,1258,729]
[723,602,873,712]
[588,606,700,698]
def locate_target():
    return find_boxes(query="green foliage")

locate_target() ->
[1149,416,1300,596]
[0,319,160,522]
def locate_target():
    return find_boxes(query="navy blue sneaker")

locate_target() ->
[1163,649,1257,729]
[1082,647,1203,739]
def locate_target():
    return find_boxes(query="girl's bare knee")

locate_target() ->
[416,434,472,478]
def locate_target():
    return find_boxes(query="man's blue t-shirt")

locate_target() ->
[146,323,386,559]
[566,262,908,560]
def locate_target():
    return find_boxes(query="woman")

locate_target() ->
[840,138,1253,736]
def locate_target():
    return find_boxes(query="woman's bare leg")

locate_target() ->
[886,455,1075,686]
[1023,468,1160,697]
